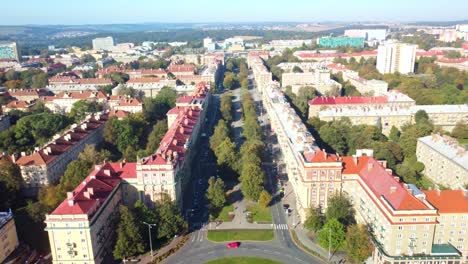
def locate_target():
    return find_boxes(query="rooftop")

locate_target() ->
[424,190,468,214]
[418,134,467,170]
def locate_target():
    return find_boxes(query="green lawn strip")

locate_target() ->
[290,230,327,262]
[246,204,272,223]
[205,256,282,264]
[207,229,274,242]
[215,204,234,222]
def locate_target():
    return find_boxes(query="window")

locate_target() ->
[398,226,403,230]
[412,218,417,222]
[425,217,430,222]
[423,241,427,246]
[411,226,416,231]
[81,239,86,243]
[423,233,428,238]
[399,218,403,222]
[411,233,416,238]
[397,233,403,238]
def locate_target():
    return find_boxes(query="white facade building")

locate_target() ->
[92,37,115,51]
[377,42,416,74]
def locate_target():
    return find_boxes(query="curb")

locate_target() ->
[288,229,328,264]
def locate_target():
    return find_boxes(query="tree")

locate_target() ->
[123,145,137,162]
[258,189,272,207]
[414,110,429,124]
[223,72,236,90]
[31,72,48,88]
[78,144,111,166]
[113,205,145,262]
[0,156,23,210]
[214,138,237,170]
[451,121,468,140]
[69,100,103,122]
[155,196,187,240]
[388,126,401,142]
[220,93,233,123]
[206,176,226,211]
[210,119,230,152]
[145,121,168,154]
[326,193,354,226]
[345,225,373,263]
[292,66,304,73]
[304,206,325,232]
[319,119,350,155]
[317,218,346,251]
[240,163,265,201]
[60,159,93,191]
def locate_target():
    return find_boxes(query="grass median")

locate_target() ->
[246,204,272,223]
[207,229,274,242]
[205,257,282,264]
[214,204,234,222]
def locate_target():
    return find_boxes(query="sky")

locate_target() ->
[1,0,467,25]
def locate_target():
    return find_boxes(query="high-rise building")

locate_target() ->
[0,42,19,61]
[344,29,387,41]
[92,37,115,51]
[377,42,417,74]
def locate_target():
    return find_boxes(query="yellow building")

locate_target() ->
[417,134,468,189]
[0,211,19,263]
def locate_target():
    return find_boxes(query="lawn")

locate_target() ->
[247,204,272,223]
[207,229,274,242]
[214,204,234,222]
[458,138,468,145]
[205,257,282,264]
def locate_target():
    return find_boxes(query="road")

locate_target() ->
[165,72,322,264]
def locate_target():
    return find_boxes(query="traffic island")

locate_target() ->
[207,229,274,242]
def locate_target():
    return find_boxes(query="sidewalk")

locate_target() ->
[137,235,185,264]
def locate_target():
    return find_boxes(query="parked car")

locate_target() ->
[226,242,240,248]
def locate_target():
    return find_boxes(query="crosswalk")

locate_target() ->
[273,223,289,230]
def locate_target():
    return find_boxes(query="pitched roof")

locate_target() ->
[304,150,339,163]
[343,156,431,211]
[168,64,195,73]
[126,77,164,83]
[309,95,388,106]
[424,190,468,214]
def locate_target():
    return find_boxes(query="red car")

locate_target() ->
[226,242,240,248]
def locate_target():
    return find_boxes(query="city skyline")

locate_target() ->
[2,0,468,25]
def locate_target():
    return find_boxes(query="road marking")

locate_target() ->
[274,224,289,230]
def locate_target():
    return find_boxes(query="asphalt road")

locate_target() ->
[166,75,322,264]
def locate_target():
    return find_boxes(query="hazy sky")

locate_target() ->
[2,0,467,25]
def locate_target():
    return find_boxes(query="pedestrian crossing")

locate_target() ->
[273,223,289,230]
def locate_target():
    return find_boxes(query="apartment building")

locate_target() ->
[125,78,177,97]
[15,113,108,192]
[107,95,143,113]
[294,50,377,62]
[309,94,467,135]
[43,91,108,113]
[8,89,48,101]
[327,63,389,96]
[0,42,19,61]
[92,37,115,51]
[167,64,196,76]
[377,42,417,74]
[45,82,211,264]
[249,55,468,264]
[47,77,113,92]
[2,100,36,113]
[417,134,468,189]
[344,29,387,41]
[0,211,19,263]
[96,66,169,79]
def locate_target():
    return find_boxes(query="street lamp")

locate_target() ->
[142,222,157,262]
[318,227,331,261]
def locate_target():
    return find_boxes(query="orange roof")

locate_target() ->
[4,100,34,109]
[127,77,163,83]
[424,190,468,214]
[168,64,195,73]
[304,150,339,163]
[108,109,129,119]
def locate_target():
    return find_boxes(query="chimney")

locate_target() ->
[103,169,111,176]
[84,191,91,199]
[67,191,74,199]
[390,186,397,194]
[68,199,74,206]
[172,139,178,146]
[87,187,94,195]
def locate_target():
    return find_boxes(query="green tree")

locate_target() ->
[240,163,265,201]
[210,119,230,152]
[258,189,272,207]
[206,176,226,211]
[123,145,137,162]
[318,218,346,251]
[389,126,401,142]
[0,156,23,210]
[214,138,237,170]
[326,193,354,226]
[155,196,187,240]
[292,66,304,73]
[451,121,468,140]
[31,72,48,88]
[319,119,350,155]
[414,110,429,124]
[304,206,325,232]
[220,93,233,123]
[113,205,145,262]
[145,120,168,154]
[69,100,103,122]
[345,225,373,263]
[223,72,236,90]
[78,144,111,166]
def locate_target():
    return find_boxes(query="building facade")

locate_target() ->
[377,42,417,74]
[417,134,468,189]
[317,37,365,48]
[92,37,115,51]
[15,113,108,192]
[0,42,19,61]
[0,211,19,263]
[249,55,468,263]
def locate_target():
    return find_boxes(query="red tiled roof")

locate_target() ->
[168,64,195,73]
[3,100,34,109]
[343,156,430,211]
[436,57,468,64]
[304,150,339,163]
[8,89,47,97]
[309,95,388,106]
[16,114,108,166]
[424,190,468,214]
[50,91,107,100]
[296,50,377,59]
[127,77,164,83]
[108,109,129,119]
[176,96,194,104]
